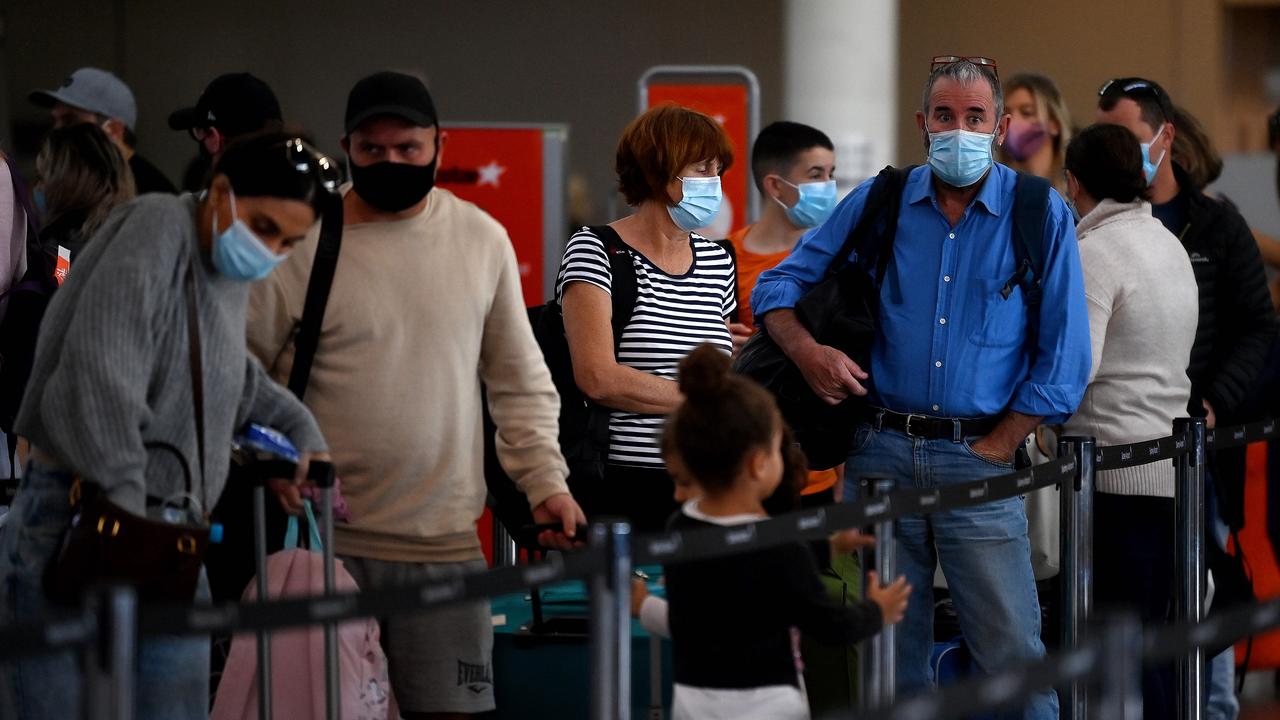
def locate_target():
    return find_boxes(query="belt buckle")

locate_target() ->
[904,413,927,438]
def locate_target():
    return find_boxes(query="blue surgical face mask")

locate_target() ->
[927,128,996,188]
[211,190,285,281]
[1140,123,1167,186]
[667,176,723,231]
[775,178,838,228]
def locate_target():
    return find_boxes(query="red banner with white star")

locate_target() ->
[436,126,545,306]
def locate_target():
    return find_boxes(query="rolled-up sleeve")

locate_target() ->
[1009,192,1091,423]
[749,179,873,323]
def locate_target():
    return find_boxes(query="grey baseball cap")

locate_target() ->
[29,67,138,130]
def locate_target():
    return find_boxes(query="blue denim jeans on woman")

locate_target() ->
[844,423,1057,720]
[0,459,210,720]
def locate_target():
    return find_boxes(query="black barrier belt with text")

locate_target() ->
[0,612,96,661]
[1094,433,1185,471]
[852,596,1280,720]
[632,455,1076,565]
[5,417,1280,660]
[138,546,605,638]
[1208,418,1280,450]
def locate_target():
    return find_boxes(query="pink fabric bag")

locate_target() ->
[211,503,394,720]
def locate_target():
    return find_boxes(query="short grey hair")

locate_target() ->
[921,61,1003,120]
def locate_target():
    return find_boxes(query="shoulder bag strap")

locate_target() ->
[1009,172,1052,351]
[711,238,741,324]
[587,224,637,356]
[826,165,917,282]
[287,194,344,401]
[184,262,206,508]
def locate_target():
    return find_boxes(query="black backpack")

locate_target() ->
[483,226,738,546]
[734,165,1051,470]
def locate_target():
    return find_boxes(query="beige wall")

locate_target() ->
[894,0,1233,165]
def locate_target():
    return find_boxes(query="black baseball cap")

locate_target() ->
[344,71,438,135]
[168,73,282,138]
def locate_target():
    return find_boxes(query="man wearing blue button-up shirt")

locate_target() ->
[753,59,1089,719]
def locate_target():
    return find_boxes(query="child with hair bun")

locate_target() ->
[660,344,910,720]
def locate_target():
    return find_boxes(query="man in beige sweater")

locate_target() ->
[246,71,584,719]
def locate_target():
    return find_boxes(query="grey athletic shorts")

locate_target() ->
[341,556,494,715]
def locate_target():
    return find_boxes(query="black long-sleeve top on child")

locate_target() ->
[664,508,883,690]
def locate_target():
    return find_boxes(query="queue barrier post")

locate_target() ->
[1096,612,1144,720]
[493,520,519,568]
[1174,417,1206,720]
[1057,435,1095,720]
[252,480,273,720]
[589,520,633,720]
[315,462,340,720]
[860,474,897,710]
[83,584,137,720]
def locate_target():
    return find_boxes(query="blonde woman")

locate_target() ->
[35,122,135,260]
[1001,73,1072,197]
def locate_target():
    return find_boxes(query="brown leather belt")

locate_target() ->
[870,408,1001,442]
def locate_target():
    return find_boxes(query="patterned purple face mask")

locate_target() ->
[1004,118,1049,162]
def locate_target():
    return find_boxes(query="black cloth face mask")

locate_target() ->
[349,157,437,212]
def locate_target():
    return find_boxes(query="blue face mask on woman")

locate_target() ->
[211,190,285,281]
[667,176,723,231]
[775,178,838,228]
[928,128,996,188]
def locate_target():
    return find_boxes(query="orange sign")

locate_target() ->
[436,127,545,306]
[647,83,750,234]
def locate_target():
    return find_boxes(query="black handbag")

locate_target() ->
[733,166,914,470]
[44,260,211,606]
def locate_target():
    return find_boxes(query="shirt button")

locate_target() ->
[939,318,947,325]
[944,275,952,282]
[948,232,956,240]
[932,404,940,412]
[935,360,943,368]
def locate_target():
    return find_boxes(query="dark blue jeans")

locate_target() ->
[0,460,210,720]
[844,424,1056,720]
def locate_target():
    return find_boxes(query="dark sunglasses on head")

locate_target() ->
[282,137,341,194]
[1098,77,1173,122]
[931,55,999,78]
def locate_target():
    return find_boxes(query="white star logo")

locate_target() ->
[477,160,507,188]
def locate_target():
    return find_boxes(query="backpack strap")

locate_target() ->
[711,238,740,324]
[1007,173,1052,347]
[587,224,638,356]
[287,193,344,401]
[828,165,918,284]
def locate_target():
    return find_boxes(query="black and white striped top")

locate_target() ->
[555,227,736,468]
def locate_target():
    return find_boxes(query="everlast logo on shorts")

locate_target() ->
[457,660,493,694]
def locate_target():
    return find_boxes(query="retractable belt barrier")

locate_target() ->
[3,416,1280,720]
[0,420,1261,648]
[0,549,605,658]
[847,597,1280,720]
